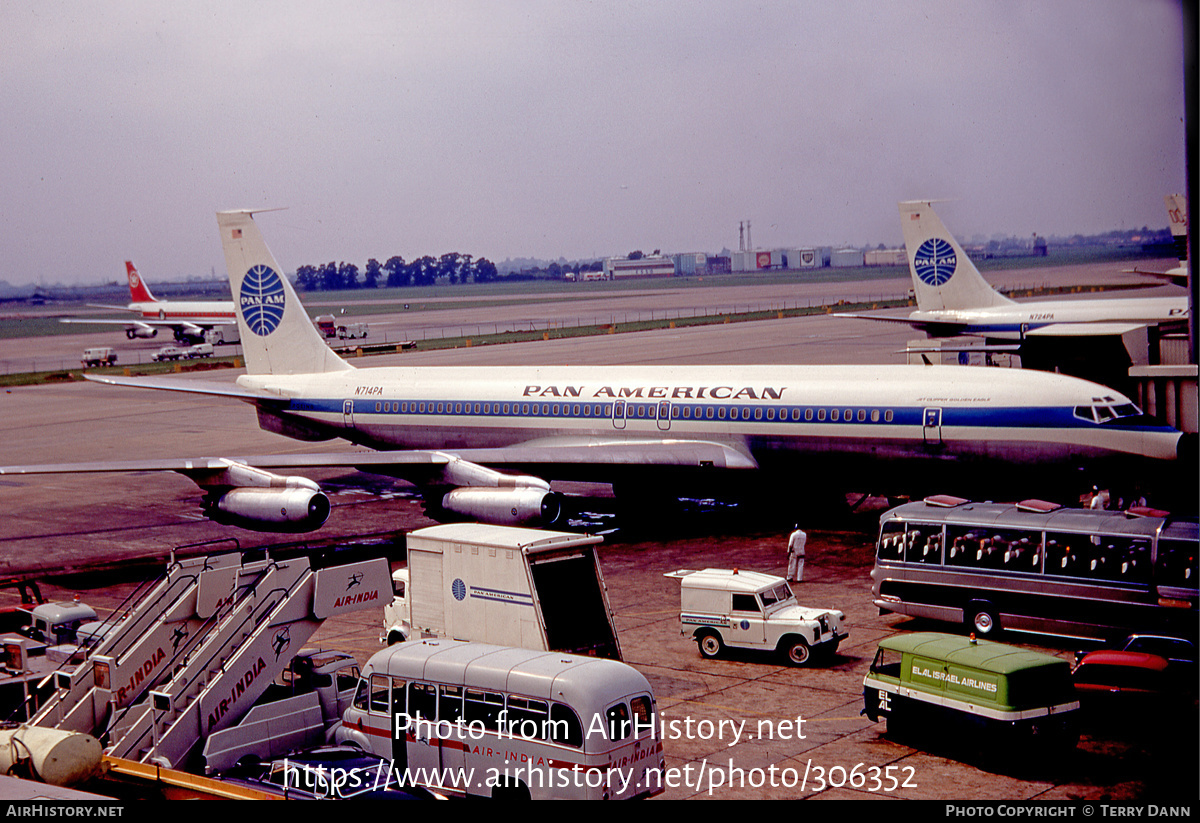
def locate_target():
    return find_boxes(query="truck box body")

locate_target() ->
[862,632,1079,749]
[393,524,621,660]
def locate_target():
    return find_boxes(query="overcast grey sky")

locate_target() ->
[1,1,1189,286]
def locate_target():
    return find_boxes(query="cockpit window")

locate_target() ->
[1074,403,1143,424]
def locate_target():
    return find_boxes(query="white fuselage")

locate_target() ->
[238,363,1181,496]
[910,295,1189,338]
[128,300,236,325]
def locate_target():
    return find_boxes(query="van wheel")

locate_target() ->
[968,605,1000,636]
[697,632,723,659]
[784,638,811,666]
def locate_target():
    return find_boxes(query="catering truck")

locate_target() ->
[383,524,622,660]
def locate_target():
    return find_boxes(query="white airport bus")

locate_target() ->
[338,639,665,799]
[871,495,1198,641]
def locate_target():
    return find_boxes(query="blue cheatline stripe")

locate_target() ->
[469,586,535,606]
[289,396,1169,434]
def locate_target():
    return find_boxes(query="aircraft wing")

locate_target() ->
[62,318,210,332]
[61,318,148,326]
[0,452,449,479]
[837,312,1152,339]
[1123,266,1189,287]
[0,439,756,480]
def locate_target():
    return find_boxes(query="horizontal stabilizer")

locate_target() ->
[833,311,928,327]
[83,373,271,401]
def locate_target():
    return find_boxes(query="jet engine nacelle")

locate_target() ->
[125,326,158,339]
[440,487,563,527]
[209,487,331,532]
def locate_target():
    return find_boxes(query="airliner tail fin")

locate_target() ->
[899,201,1014,312]
[126,261,157,303]
[217,209,352,376]
[1165,194,1188,266]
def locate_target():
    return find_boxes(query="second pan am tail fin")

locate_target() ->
[899,201,1015,312]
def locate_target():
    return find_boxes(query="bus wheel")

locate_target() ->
[697,632,723,659]
[492,779,531,800]
[969,605,999,636]
[784,638,811,666]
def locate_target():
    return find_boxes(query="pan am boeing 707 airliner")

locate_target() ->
[1,210,1189,532]
[837,200,1190,382]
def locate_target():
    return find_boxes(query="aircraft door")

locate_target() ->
[657,401,672,431]
[922,407,942,446]
[612,400,627,429]
[343,399,355,429]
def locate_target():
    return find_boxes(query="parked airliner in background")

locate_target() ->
[1128,193,1189,287]
[61,261,238,343]
[2,210,1190,533]
[838,201,1190,380]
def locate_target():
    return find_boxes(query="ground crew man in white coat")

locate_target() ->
[787,527,806,583]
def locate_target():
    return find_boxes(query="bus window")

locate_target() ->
[408,682,436,720]
[1156,540,1198,590]
[465,688,505,730]
[606,701,631,740]
[549,703,583,748]
[440,684,464,723]
[1107,537,1152,583]
[630,695,654,739]
[946,526,1037,571]
[352,678,369,712]
[877,520,907,562]
[1047,532,1147,582]
[903,526,941,564]
[365,674,390,714]
[506,696,549,739]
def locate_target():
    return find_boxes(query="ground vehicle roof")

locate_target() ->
[876,632,1070,676]
[677,568,787,593]
[367,639,651,708]
[409,523,602,552]
[880,498,1196,542]
[1074,649,1171,673]
[31,602,97,623]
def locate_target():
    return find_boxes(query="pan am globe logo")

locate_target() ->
[239,265,286,336]
[914,238,957,286]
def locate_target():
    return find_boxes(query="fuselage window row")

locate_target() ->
[368,400,897,424]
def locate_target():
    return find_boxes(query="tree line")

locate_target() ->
[294,253,499,291]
